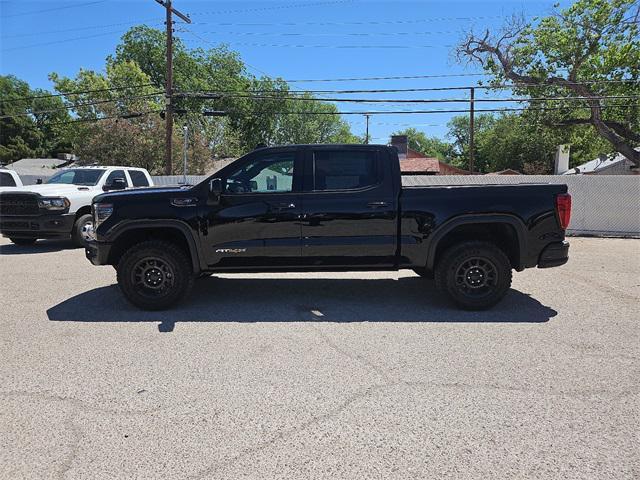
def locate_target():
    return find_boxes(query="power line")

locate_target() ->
[219,104,638,115]
[13,104,637,126]
[1,21,162,39]
[180,92,640,104]
[35,111,163,128]
[183,39,455,49]
[177,26,336,103]
[284,73,483,82]
[0,93,164,119]
[194,14,520,27]
[1,28,133,52]
[0,84,159,104]
[190,0,354,17]
[2,0,107,18]
[209,79,636,95]
[192,30,467,37]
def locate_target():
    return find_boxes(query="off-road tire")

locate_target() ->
[9,237,37,246]
[116,240,194,310]
[72,213,93,247]
[434,241,512,310]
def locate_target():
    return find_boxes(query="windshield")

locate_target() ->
[46,169,106,186]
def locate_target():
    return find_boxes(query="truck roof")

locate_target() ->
[59,166,148,171]
[252,144,388,152]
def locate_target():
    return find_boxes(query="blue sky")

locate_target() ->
[0,0,569,143]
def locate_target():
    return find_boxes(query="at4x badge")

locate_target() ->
[215,248,247,254]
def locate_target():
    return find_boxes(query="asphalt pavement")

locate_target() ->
[0,236,638,479]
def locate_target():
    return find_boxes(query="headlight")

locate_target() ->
[93,203,114,228]
[38,197,70,211]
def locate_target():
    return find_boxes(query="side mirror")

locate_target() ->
[103,177,127,191]
[209,178,223,199]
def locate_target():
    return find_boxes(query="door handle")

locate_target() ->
[367,201,389,208]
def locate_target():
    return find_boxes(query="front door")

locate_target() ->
[300,147,398,267]
[202,149,302,269]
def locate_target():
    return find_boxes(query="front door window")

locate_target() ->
[225,153,295,194]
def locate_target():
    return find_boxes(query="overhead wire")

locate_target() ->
[0,84,160,104]
[2,0,107,18]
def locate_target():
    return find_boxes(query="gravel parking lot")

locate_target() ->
[0,236,638,479]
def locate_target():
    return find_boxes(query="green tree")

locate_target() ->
[0,75,72,163]
[446,114,497,172]
[457,0,640,165]
[44,26,359,170]
[391,127,453,161]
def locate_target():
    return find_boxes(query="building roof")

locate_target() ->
[4,158,74,177]
[486,168,522,175]
[438,162,470,175]
[563,148,639,175]
[398,148,440,174]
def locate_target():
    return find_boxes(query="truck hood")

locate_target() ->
[94,185,191,202]
[9,184,98,197]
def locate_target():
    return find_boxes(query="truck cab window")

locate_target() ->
[129,170,149,187]
[313,150,377,191]
[105,170,129,187]
[0,172,17,187]
[225,153,294,194]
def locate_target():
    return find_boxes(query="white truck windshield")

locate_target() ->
[47,169,106,186]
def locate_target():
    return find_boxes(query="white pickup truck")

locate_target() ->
[0,166,153,246]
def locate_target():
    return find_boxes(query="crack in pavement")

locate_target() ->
[56,420,83,480]
[309,323,393,383]
[0,390,197,416]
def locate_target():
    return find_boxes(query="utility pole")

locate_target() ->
[469,87,475,174]
[364,114,370,144]
[154,0,191,175]
[182,124,188,184]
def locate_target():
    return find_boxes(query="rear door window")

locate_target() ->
[312,150,378,191]
[129,170,150,187]
[0,172,17,187]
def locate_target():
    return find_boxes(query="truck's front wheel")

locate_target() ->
[435,241,512,310]
[72,214,94,247]
[116,240,194,310]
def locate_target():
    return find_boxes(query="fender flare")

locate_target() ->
[106,219,205,272]
[425,214,527,271]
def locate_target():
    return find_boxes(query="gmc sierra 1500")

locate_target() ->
[86,144,571,310]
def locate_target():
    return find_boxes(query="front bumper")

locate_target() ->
[538,241,570,268]
[0,213,75,239]
[85,240,112,265]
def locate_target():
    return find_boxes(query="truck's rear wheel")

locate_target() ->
[116,240,194,310]
[434,241,512,310]
[72,213,93,247]
[9,237,37,246]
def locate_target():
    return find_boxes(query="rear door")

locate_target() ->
[300,146,398,267]
[202,148,303,269]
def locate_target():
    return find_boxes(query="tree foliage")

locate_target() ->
[0,75,72,163]
[457,0,640,165]
[390,127,453,161]
[40,26,360,171]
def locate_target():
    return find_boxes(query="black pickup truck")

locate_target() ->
[86,144,571,310]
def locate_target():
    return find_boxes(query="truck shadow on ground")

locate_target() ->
[47,276,557,332]
[0,239,77,254]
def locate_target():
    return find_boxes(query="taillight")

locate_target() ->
[555,193,572,230]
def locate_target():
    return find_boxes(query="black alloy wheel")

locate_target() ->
[117,240,194,310]
[435,241,512,310]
